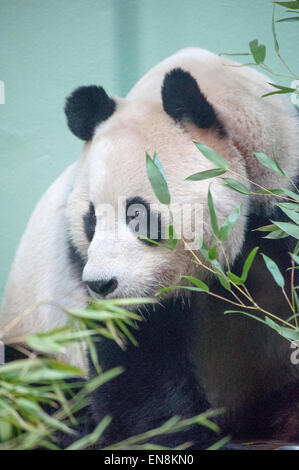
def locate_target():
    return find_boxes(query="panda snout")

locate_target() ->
[86,278,118,297]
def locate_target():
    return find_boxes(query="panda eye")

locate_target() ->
[126,197,162,245]
[126,203,146,224]
[83,202,97,242]
[129,209,140,220]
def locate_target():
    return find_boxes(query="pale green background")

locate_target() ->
[1,0,299,302]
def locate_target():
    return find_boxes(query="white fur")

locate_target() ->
[1,48,298,384]
[0,163,87,368]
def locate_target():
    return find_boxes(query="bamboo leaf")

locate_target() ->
[271,220,299,239]
[249,39,266,64]
[219,204,242,241]
[290,253,299,264]
[208,186,220,238]
[274,1,299,9]
[208,244,218,260]
[222,178,251,195]
[157,285,209,294]
[193,142,228,170]
[166,224,178,251]
[241,247,259,282]
[278,206,299,225]
[146,153,170,205]
[226,272,244,285]
[254,152,288,176]
[276,16,299,21]
[268,83,297,93]
[263,229,289,239]
[216,272,231,291]
[182,276,210,292]
[256,224,279,232]
[186,168,226,181]
[262,254,285,287]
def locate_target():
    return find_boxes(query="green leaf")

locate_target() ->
[249,39,266,64]
[193,142,228,170]
[254,152,288,176]
[67,416,112,450]
[290,253,299,264]
[276,16,299,21]
[208,186,220,238]
[27,327,96,354]
[264,317,299,342]
[274,1,299,9]
[271,220,299,239]
[276,16,299,23]
[186,168,226,181]
[210,258,232,291]
[262,90,294,98]
[286,311,299,323]
[278,206,299,225]
[227,311,299,343]
[208,244,217,260]
[277,202,299,211]
[181,276,210,292]
[219,52,251,57]
[153,152,167,182]
[226,272,244,285]
[219,204,242,241]
[292,290,299,314]
[256,224,279,232]
[138,225,177,251]
[216,272,231,291]
[166,224,178,251]
[263,229,289,239]
[157,286,209,294]
[224,310,268,325]
[146,153,170,205]
[272,6,280,54]
[138,235,168,249]
[221,178,251,195]
[267,83,297,93]
[200,241,210,261]
[207,436,232,451]
[261,254,285,288]
[241,247,259,282]
[257,187,299,201]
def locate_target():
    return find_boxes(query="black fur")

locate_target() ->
[83,202,96,242]
[83,297,222,449]
[4,345,27,362]
[161,68,225,136]
[68,239,86,278]
[64,86,116,141]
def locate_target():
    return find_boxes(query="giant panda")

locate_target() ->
[1,47,299,449]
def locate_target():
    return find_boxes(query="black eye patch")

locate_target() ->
[83,202,96,242]
[126,197,162,246]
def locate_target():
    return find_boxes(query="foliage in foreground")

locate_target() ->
[0,299,225,450]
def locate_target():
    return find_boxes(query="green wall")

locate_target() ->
[1,0,299,301]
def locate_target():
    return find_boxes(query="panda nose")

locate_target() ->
[86,278,118,297]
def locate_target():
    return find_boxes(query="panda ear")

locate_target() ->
[64,86,116,141]
[161,68,224,134]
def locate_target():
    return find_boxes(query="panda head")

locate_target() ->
[65,68,248,299]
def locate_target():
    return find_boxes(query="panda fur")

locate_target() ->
[1,48,299,448]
